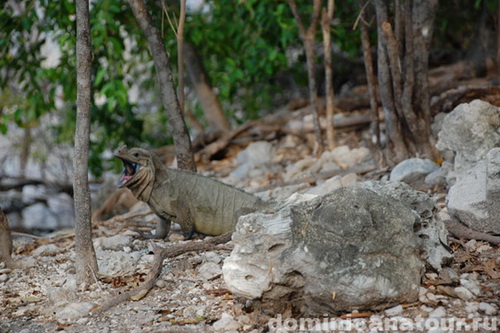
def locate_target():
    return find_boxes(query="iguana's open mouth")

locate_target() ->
[116,158,140,188]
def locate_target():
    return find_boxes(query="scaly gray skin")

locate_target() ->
[114,145,272,239]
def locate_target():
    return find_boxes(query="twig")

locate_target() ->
[91,232,233,315]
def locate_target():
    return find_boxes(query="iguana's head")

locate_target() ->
[114,145,156,201]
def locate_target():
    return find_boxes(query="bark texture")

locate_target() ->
[128,0,196,171]
[322,0,335,150]
[372,0,438,163]
[184,43,231,131]
[0,208,15,268]
[74,0,99,287]
[287,0,324,153]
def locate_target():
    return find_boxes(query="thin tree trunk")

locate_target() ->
[0,208,15,268]
[19,127,31,177]
[360,8,380,146]
[128,0,196,171]
[322,0,335,150]
[177,0,186,113]
[497,0,500,77]
[183,42,231,131]
[411,0,438,158]
[374,0,407,162]
[74,0,99,287]
[287,0,324,153]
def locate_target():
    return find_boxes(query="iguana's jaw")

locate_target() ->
[116,157,141,188]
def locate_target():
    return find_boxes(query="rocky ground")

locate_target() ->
[1,103,499,333]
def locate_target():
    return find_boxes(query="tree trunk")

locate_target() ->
[128,0,196,172]
[373,0,437,163]
[74,0,99,287]
[0,208,15,268]
[360,7,380,147]
[287,0,324,153]
[322,0,335,150]
[177,0,186,114]
[183,42,231,131]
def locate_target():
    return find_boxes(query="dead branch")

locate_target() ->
[195,110,372,163]
[444,217,500,245]
[254,162,377,193]
[91,232,233,315]
[431,85,500,115]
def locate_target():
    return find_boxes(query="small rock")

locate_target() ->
[95,235,132,250]
[465,302,479,313]
[198,262,222,281]
[0,268,12,274]
[331,145,371,169]
[0,274,8,282]
[454,286,474,300]
[479,302,497,315]
[429,306,447,318]
[55,302,95,322]
[182,306,197,318]
[212,312,242,332]
[390,158,439,187]
[460,278,481,296]
[424,167,448,186]
[438,267,460,284]
[306,173,357,196]
[384,304,403,316]
[201,252,222,264]
[155,279,167,288]
[32,244,63,257]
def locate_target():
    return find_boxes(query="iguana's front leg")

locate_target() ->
[135,217,171,240]
[155,217,171,239]
[171,200,195,239]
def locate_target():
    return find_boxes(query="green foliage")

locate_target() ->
[10,0,472,177]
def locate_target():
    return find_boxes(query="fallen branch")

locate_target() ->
[91,232,233,315]
[254,162,377,193]
[444,217,500,245]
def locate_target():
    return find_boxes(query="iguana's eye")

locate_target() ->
[133,152,139,158]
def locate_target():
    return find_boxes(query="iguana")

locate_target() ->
[114,145,272,239]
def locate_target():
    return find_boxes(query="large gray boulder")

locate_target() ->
[436,100,500,183]
[223,186,425,315]
[447,148,500,234]
[361,181,452,271]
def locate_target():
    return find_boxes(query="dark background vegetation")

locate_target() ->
[0,0,498,176]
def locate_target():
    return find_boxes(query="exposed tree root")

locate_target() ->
[91,232,233,315]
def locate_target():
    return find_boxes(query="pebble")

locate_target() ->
[384,304,403,316]
[478,302,497,315]
[55,302,95,322]
[155,279,167,288]
[0,268,12,274]
[0,274,8,283]
[420,305,434,312]
[454,286,473,300]
[465,302,479,313]
[32,244,62,257]
[197,262,222,281]
[460,278,481,296]
[429,306,447,318]
[212,312,242,332]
